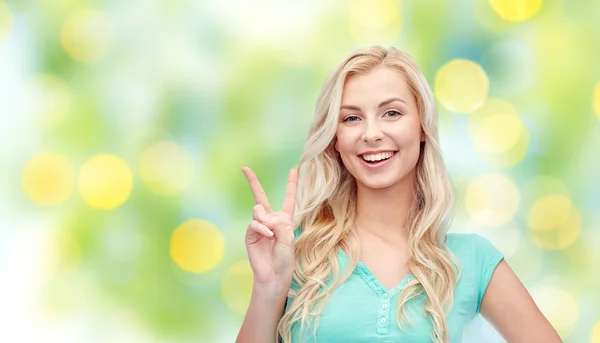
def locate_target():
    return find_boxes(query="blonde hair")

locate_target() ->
[277,46,460,343]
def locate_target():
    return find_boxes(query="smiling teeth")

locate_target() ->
[362,152,394,162]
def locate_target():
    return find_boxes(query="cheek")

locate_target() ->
[334,130,355,153]
[393,122,423,146]
[394,118,423,146]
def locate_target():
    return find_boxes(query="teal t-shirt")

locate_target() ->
[284,231,504,342]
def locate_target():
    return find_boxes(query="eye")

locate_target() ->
[342,115,360,122]
[383,110,402,118]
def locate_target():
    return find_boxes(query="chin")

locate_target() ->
[354,167,417,191]
[356,177,401,190]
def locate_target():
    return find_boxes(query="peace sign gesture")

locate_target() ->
[242,167,298,294]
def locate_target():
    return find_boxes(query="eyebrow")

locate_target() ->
[340,97,406,111]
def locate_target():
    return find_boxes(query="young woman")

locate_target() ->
[236,46,562,343]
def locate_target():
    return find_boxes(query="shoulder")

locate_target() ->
[446,233,505,312]
[445,233,502,259]
[445,233,504,272]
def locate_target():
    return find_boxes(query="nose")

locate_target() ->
[362,120,383,144]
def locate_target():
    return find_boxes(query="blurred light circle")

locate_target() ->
[22,152,75,206]
[532,286,578,338]
[0,1,13,45]
[480,126,529,168]
[348,0,402,46]
[25,74,71,127]
[468,98,530,168]
[465,173,520,227]
[592,320,600,343]
[489,0,543,22]
[78,154,133,209]
[221,260,253,315]
[434,59,489,113]
[348,0,398,27]
[528,194,572,231]
[528,195,581,250]
[593,82,600,120]
[139,141,195,196]
[60,9,113,63]
[170,219,224,273]
[530,207,581,250]
[469,99,524,154]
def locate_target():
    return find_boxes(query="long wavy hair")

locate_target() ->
[277,46,460,343]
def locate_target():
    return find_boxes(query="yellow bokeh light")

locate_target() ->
[528,194,581,250]
[0,1,13,45]
[469,99,524,154]
[139,141,195,196]
[489,0,542,22]
[78,154,133,209]
[593,83,600,120]
[528,195,572,231]
[26,74,71,128]
[170,219,224,273]
[592,320,600,343]
[530,207,581,250]
[480,126,529,168]
[61,9,113,63]
[532,286,578,338]
[22,152,75,206]
[221,260,254,315]
[434,59,489,113]
[348,0,402,47]
[465,173,520,227]
[476,113,522,152]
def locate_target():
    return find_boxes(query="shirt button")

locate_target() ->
[382,304,388,309]
[383,293,389,299]
[380,317,387,324]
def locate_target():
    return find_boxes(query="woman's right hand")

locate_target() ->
[242,167,298,297]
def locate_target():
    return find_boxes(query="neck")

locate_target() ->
[354,173,417,239]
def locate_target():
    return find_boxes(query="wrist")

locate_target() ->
[252,279,292,301]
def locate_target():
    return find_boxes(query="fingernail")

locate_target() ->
[267,231,274,237]
[259,214,268,222]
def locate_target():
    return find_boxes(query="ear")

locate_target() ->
[334,137,339,152]
[420,129,426,142]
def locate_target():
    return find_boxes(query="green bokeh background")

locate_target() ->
[1,0,599,342]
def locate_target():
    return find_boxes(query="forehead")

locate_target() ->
[341,66,413,105]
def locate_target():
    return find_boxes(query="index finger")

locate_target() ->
[281,168,298,217]
[242,167,273,212]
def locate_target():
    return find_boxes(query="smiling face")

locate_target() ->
[335,66,424,190]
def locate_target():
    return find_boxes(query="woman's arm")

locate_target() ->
[236,284,288,343]
[480,260,563,343]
